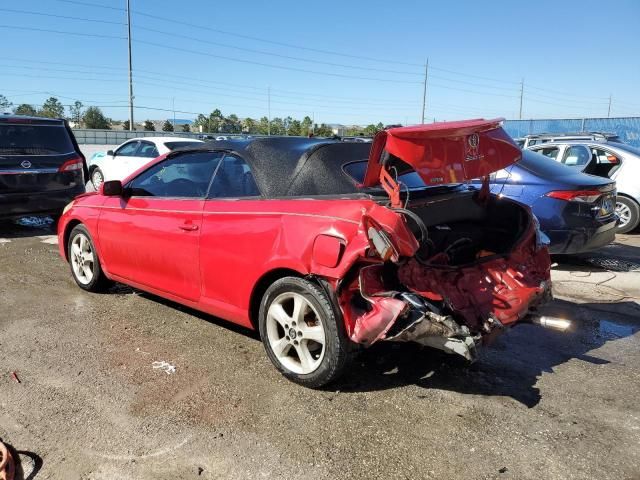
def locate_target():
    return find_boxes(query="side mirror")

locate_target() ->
[107,150,115,156]
[102,180,123,196]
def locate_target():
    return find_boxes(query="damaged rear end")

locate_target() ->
[339,119,554,361]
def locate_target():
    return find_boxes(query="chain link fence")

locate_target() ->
[503,117,640,147]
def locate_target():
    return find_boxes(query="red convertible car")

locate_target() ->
[58,119,553,387]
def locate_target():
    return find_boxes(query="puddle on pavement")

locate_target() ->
[599,320,639,338]
[14,216,54,228]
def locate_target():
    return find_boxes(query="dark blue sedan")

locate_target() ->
[482,150,617,254]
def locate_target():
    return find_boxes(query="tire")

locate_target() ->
[91,167,104,191]
[67,224,112,292]
[615,196,640,234]
[259,276,351,388]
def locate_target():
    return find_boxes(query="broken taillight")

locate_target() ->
[364,216,399,262]
[545,189,603,203]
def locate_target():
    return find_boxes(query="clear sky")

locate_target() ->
[1,0,639,125]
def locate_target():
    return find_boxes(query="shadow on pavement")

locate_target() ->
[333,299,639,407]
[0,216,57,239]
[1,441,43,480]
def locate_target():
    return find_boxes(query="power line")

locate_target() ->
[0,7,126,25]
[52,0,125,12]
[135,25,424,77]
[0,24,126,40]
[134,39,424,85]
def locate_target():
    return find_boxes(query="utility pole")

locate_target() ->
[421,59,429,124]
[267,86,271,136]
[607,95,612,118]
[518,78,524,120]
[126,0,134,131]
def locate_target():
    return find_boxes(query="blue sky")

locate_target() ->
[1,0,639,125]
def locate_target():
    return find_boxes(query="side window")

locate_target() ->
[138,141,159,158]
[562,145,591,167]
[115,141,140,157]
[208,154,260,198]
[538,147,560,160]
[592,148,620,165]
[128,151,223,198]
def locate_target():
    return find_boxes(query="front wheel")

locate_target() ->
[68,224,112,292]
[615,196,640,234]
[259,277,351,388]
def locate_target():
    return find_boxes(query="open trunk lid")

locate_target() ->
[362,118,521,188]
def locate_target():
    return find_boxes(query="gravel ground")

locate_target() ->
[1,220,639,480]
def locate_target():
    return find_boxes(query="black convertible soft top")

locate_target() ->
[185,137,373,198]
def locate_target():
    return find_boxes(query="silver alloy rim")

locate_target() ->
[615,201,631,228]
[70,233,95,285]
[92,170,103,189]
[266,292,326,375]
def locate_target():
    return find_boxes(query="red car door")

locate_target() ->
[97,151,223,302]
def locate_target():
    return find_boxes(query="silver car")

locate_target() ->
[528,141,640,233]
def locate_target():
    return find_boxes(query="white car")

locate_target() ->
[88,137,204,189]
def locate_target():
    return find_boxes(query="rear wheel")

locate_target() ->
[68,224,111,292]
[615,196,640,234]
[91,168,104,190]
[259,277,351,388]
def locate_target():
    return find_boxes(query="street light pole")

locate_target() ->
[126,0,134,131]
[607,95,612,118]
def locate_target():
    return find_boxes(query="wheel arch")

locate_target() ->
[248,268,305,331]
[62,219,84,260]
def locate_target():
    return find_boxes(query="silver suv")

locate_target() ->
[528,140,640,233]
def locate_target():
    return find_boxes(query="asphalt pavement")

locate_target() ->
[1,220,639,479]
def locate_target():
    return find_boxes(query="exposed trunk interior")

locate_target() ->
[404,189,531,266]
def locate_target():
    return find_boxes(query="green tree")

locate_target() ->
[82,106,110,129]
[301,116,313,136]
[123,120,131,130]
[209,109,224,132]
[258,116,270,135]
[288,119,302,136]
[14,103,37,116]
[315,123,334,136]
[376,122,384,131]
[181,123,190,133]
[69,101,83,125]
[270,117,285,135]
[364,124,379,136]
[38,97,65,118]
[242,117,256,133]
[192,114,208,132]
[226,114,241,133]
[0,94,12,112]
[162,120,174,132]
[144,120,155,131]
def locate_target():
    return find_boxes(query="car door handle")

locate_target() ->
[179,224,199,231]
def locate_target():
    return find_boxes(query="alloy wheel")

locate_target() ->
[616,201,631,228]
[91,169,104,190]
[265,292,326,375]
[70,233,95,285]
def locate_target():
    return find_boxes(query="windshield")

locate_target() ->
[164,141,203,151]
[343,160,450,189]
[0,124,74,155]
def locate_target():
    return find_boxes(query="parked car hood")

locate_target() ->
[362,118,521,188]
